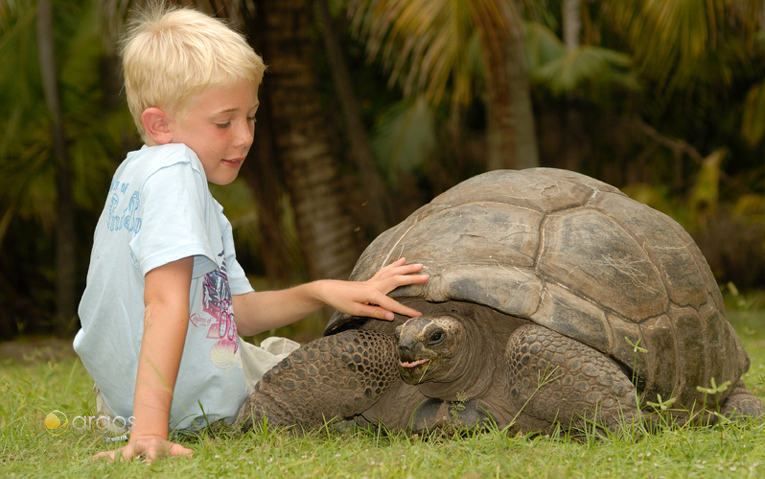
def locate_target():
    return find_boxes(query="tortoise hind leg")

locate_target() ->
[506,324,639,434]
[720,380,764,420]
[235,329,400,431]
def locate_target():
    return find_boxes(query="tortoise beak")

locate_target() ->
[398,335,435,366]
[398,335,420,362]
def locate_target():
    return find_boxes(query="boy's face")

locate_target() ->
[165,79,259,185]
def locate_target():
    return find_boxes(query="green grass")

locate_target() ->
[1,294,764,478]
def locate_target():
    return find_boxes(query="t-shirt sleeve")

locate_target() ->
[129,161,222,277]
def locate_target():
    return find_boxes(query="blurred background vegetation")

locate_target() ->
[1,0,764,341]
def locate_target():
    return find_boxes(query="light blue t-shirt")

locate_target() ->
[74,143,254,431]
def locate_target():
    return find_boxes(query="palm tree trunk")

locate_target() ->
[239,88,298,285]
[37,0,76,334]
[562,0,584,172]
[252,0,361,281]
[473,0,538,170]
[315,0,391,235]
[563,0,581,50]
[230,3,299,285]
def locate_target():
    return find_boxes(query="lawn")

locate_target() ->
[1,293,764,478]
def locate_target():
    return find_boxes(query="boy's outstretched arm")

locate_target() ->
[94,257,194,463]
[234,258,428,336]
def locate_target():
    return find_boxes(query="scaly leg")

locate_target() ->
[720,380,764,420]
[235,330,400,431]
[506,324,639,434]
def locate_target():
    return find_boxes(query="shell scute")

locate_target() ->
[539,209,668,322]
[384,203,542,270]
[395,265,543,317]
[638,315,678,402]
[591,193,708,309]
[671,305,707,405]
[699,303,748,385]
[530,283,611,354]
[423,169,596,216]
[605,315,648,389]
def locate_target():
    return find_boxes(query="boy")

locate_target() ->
[74,4,427,463]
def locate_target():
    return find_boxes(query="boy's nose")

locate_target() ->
[234,120,254,148]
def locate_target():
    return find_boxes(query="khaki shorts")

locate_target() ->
[93,336,300,434]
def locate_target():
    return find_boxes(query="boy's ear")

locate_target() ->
[141,107,173,145]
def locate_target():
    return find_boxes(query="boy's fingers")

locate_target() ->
[398,273,429,285]
[120,448,136,462]
[93,448,127,462]
[373,259,422,278]
[376,257,405,272]
[91,440,190,464]
[392,265,425,278]
[390,304,422,318]
[375,296,422,318]
[391,261,422,272]
[378,274,428,293]
[169,444,194,458]
[144,444,164,463]
[366,307,395,321]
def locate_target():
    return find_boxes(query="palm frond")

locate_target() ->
[371,96,436,182]
[0,0,136,234]
[532,45,640,96]
[349,0,479,106]
[742,80,765,147]
[605,0,748,97]
[523,22,566,73]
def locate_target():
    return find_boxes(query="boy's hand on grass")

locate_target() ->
[320,257,428,320]
[93,434,192,463]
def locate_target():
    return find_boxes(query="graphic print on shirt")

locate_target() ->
[189,253,241,373]
[106,180,142,233]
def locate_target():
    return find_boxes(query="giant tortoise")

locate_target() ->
[237,168,763,434]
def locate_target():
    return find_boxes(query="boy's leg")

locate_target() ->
[94,385,132,435]
[240,337,301,392]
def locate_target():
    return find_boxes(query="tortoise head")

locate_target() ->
[394,316,469,386]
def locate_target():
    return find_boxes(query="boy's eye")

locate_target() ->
[247,115,256,123]
[216,121,231,129]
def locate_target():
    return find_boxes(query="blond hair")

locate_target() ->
[120,3,266,139]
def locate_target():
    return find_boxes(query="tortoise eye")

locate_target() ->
[428,330,445,345]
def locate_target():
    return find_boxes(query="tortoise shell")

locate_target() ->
[327,168,749,406]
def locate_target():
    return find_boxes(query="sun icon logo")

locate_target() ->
[44,410,69,436]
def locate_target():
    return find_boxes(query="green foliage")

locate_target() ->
[370,96,437,182]
[524,21,567,69]
[525,22,641,99]
[349,0,482,106]
[742,80,765,147]
[0,0,134,237]
[208,179,262,267]
[605,0,753,99]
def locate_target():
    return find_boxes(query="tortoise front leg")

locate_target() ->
[505,324,639,434]
[720,380,764,420]
[235,329,400,431]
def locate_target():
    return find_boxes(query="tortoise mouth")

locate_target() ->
[399,358,430,369]
[398,356,436,384]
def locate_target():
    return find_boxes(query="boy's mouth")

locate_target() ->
[222,158,243,168]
